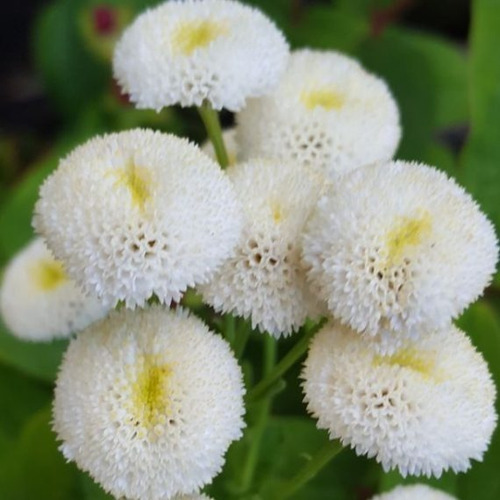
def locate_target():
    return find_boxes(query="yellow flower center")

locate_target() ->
[131,356,173,430]
[112,158,150,210]
[385,212,432,265]
[32,259,67,291]
[172,19,228,55]
[373,348,434,378]
[301,88,345,110]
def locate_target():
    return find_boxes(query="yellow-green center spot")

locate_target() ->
[172,19,228,55]
[271,202,284,224]
[385,212,432,265]
[132,357,172,429]
[301,88,345,110]
[112,159,150,210]
[32,259,67,291]
[373,348,435,378]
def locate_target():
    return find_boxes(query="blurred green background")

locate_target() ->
[0,0,499,498]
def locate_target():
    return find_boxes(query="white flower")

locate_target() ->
[53,306,245,500]
[236,49,400,178]
[371,484,456,500]
[34,129,243,309]
[0,238,108,341]
[199,159,324,336]
[302,321,497,477]
[113,0,289,111]
[201,127,239,166]
[302,161,498,353]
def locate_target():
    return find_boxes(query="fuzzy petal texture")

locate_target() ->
[199,158,325,336]
[0,238,108,341]
[53,306,245,500]
[237,49,400,178]
[302,321,497,478]
[371,484,456,500]
[34,129,243,308]
[302,160,498,353]
[113,0,289,111]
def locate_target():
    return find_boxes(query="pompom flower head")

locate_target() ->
[53,306,245,500]
[302,321,497,477]
[199,159,324,336]
[237,49,400,178]
[0,238,108,341]
[371,484,456,500]
[34,129,243,308]
[113,0,289,111]
[302,160,498,352]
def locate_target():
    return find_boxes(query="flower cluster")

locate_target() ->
[0,0,497,498]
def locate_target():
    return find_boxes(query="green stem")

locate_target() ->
[263,334,277,376]
[277,439,343,500]
[232,321,252,359]
[224,314,236,345]
[238,335,277,494]
[197,101,229,168]
[247,321,324,403]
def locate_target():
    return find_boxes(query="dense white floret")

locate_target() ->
[302,161,498,353]
[53,306,245,500]
[0,238,108,341]
[113,0,289,111]
[302,322,497,477]
[237,49,400,178]
[199,159,324,336]
[201,127,239,166]
[371,484,456,500]
[34,129,243,308]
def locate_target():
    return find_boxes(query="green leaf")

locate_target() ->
[0,110,107,266]
[78,472,114,500]
[0,362,51,438]
[0,154,58,266]
[377,468,458,496]
[33,0,108,118]
[455,300,500,500]
[459,0,500,230]
[287,7,369,53]
[357,26,468,165]
[209,416,377,499]
[0,407,81,500]
[0,317,68,382]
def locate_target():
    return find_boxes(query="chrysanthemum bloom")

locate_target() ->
[53,306,245,500]
[201,127,239,166]
[371,484,456,500]
[302,321,497,477]
[0,238,108,341]
[113,0,289,111]
[34,129,243,308]
[236,49,400,178]
[199,159,324,336]
[302,161,498,352]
